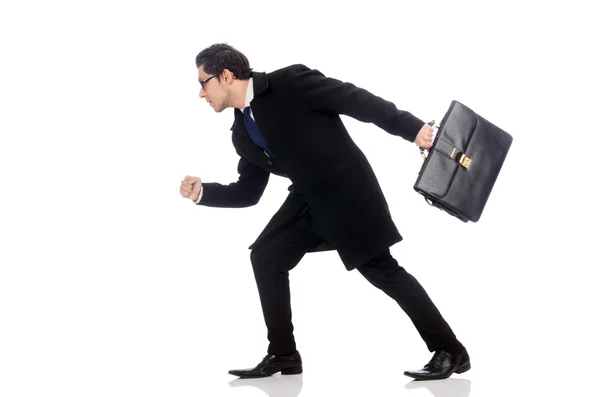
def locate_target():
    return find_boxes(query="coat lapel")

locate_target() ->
[231,108,271,167]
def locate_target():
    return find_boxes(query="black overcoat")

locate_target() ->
[197,64,425,270]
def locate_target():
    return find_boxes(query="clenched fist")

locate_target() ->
[414,123,437,149]
[180,175,202,201]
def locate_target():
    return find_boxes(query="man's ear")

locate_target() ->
[221,68,236,84]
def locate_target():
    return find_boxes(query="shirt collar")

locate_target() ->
[245,77,254,108]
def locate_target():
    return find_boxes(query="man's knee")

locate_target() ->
[362,249,395,268]
[250,243,285,275]
[250,245,269,269]
[358,251,404,277]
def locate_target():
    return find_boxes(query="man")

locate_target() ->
[180,43,470,380]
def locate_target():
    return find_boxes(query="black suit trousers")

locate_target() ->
[250,210,460,355]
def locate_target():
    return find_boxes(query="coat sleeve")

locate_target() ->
[289,64,425,143]
[196,155,269,208]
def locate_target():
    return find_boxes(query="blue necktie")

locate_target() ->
[243,106,275,159]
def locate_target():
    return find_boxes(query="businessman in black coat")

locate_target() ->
[180,43,470,380]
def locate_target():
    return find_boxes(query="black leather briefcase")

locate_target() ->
[413,100,513,222]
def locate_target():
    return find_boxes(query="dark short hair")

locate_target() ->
[195,43,252,79]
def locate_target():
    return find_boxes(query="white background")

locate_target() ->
[1,1,598,396]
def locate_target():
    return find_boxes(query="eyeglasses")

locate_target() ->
[199,74,218,90]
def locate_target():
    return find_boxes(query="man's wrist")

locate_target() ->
[194,186,203,204]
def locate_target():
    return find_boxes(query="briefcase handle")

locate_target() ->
[419,120,473,169]
[419,120,438,159]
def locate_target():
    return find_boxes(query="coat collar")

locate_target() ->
[250,71,270,98]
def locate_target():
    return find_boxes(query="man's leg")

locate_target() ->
[355,249,462,353]
[228,212,325,378]
[249,211,325,356]
[356,248,470,380]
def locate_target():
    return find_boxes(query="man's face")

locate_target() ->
[198,66,231,113]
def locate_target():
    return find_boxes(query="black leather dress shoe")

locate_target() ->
[228,351,303,378]
[403,349,471,380]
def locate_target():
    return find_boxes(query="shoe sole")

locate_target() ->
[229,366,303,378]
